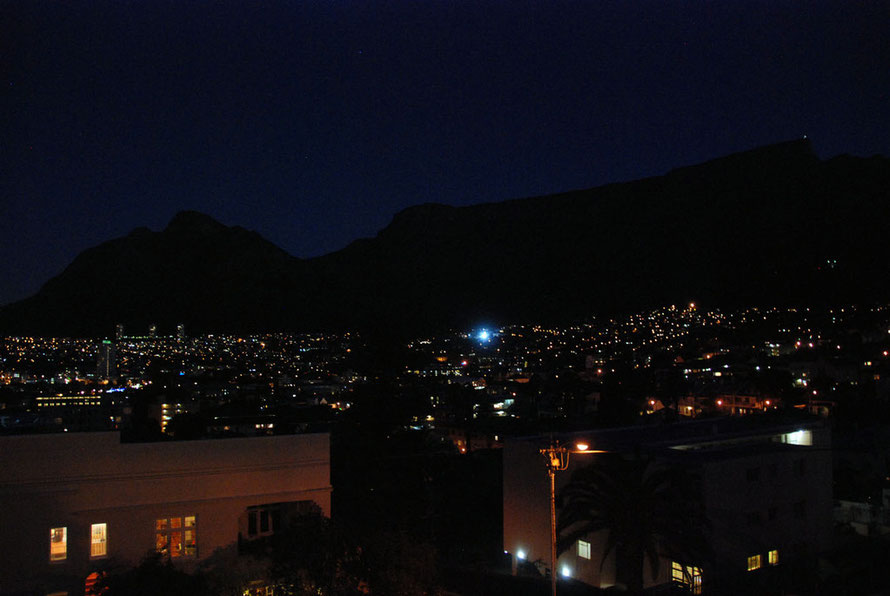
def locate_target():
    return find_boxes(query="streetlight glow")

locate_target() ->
[540,439,604,596]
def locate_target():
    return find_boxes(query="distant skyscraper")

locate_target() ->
[115,323,124,341]
[97,340,117,380]
[176,323,185,340]
[149,324,157,339]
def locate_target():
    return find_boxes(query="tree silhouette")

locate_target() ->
[96,552,208,595]
[557,453,710,594]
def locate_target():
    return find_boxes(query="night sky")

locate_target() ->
[3,1,889,306]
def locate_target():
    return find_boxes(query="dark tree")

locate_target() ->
[96,553,208,596]
[557,454,710,594]
[263,505,366,596]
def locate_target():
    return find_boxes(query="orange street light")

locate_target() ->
[540,439,606,596]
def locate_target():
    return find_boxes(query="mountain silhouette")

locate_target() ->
[2,139,889,337]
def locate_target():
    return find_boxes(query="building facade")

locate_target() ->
[0,431,331,595]
[503,418,832,594]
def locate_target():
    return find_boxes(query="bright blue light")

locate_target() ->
[478,329,490,341]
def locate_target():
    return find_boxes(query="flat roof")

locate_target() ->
[509,414,826,455]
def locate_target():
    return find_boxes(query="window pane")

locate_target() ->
[156,532,169,554]
[171,531,183,557]
[185,516,196,528]
[184,529,197,556]
[156,518,168,531]
[577,540,590,560]
[171,517,182,529]
[260,510,269,533]
[672,561,683,582]
[91,523,107,558]
[50,527,67,561]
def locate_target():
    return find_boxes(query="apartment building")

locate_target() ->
[503,417,832,594]
[0,431,331,595]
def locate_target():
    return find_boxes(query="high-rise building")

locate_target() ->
[149,324,157,339]
[96,341,117,380]
[176,323,185,340]
[114,323,124,341]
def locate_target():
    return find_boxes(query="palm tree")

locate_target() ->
[557,453,710,594]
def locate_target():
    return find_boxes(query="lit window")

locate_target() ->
[672,561,703,594]
[747,554,762,571]
[577,539,591,560]
[155,516,197,558]
[50,527,67,561]
[91,523,107,558]
[768,549,779,566]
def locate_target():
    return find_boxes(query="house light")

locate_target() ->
[517,549,527,560]
[561,565,572,578]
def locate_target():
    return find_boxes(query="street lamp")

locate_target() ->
[540,439,605,596]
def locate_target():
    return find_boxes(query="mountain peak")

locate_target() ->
[164,210,227,235]
[2,143,888,336]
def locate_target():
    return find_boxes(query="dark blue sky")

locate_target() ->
[3,0,889,306]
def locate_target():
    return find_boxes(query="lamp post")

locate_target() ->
[540,439,605,596]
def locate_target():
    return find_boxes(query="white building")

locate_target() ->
[503,418,832,594]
